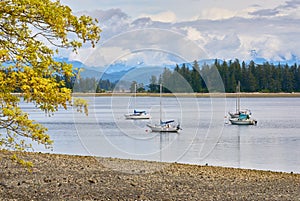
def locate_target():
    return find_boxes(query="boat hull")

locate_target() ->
[124,113,151,119]
[147,124,179,132]
[229,118,257,125]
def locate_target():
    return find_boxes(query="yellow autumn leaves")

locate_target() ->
[0,0,101,164]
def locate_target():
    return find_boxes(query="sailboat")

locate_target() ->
[147,84,181,132]
[124,83,151,119]
[228,81,251,118]
[228,81,257,125]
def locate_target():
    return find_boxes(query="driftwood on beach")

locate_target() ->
[0,150,299,200]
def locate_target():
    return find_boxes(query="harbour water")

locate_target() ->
[22,96,300,173]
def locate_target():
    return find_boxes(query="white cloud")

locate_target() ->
[181,27,206,42]
[68,47,93,63]
[139,11,177,23]
[238,34,285,61]
[237,6,266,18]
[122,51,183,66]
[71,46,132,67]
[198,8,236,20]
[60,1,300,65]
[203,33,241,59]
[69,28,208,67]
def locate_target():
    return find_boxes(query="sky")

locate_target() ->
[60,0,300,67]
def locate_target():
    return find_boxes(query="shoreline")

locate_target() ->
[1,150,299,200]
[12,92,300,98]
[71,92,300,98]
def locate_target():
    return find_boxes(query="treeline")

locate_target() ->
[149,59,300,93]
[216,59,300,93]
[56,59,300,93]
[56,75,117,93]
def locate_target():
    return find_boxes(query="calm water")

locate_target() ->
[22,96,300,173]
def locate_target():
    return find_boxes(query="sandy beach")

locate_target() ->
[0,150,299,200]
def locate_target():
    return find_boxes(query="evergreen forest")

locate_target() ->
[59,59,300,93]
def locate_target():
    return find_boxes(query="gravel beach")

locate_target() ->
[0,150,299,200]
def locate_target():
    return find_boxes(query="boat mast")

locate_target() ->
[134,83,136,109]
[237,81,241,113]
[160,83,162,123]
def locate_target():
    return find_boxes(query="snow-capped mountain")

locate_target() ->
[54,55,299,83]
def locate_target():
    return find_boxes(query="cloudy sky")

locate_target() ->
[60,0,300,67]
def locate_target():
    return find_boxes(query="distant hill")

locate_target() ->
[54,56,299,83]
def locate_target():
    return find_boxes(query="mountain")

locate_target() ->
[54,57,87,68]
[54,56,300,83]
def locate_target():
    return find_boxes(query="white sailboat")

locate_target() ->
[228,81,257,125]
[228,81,251,118]
[147,84,181,132]
[124,83,151,120]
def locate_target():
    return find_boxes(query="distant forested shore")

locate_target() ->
[56,59,300,93]
[69,92,300,98]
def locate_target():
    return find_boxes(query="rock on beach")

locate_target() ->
[0,150,299,200]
